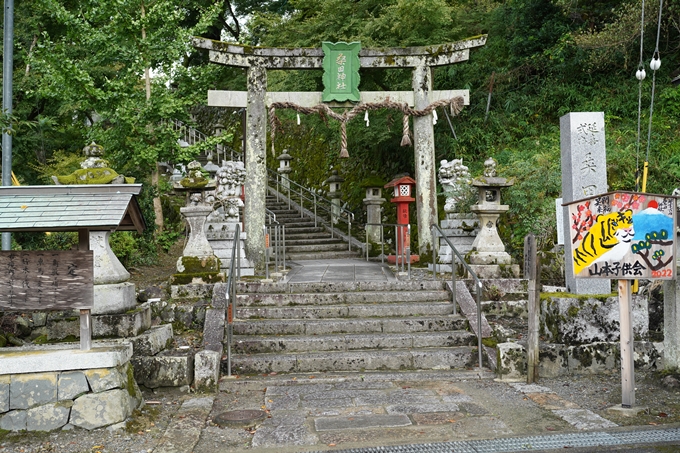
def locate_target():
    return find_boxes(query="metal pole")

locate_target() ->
[406,225,411,278]
[264,226,269,280]
[282,225,286,271]
[1,0,15,251]
[619,279,635,407]
[274,225,279,271]
[348,218,352,252]
[313,193,317,227]
[236,227,241,279]
[432,226,437,280]
[476,281,483,370]
[380,224,384,264]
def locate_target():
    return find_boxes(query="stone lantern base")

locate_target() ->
[170,255,225,286]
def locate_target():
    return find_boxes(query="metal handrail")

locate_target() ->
[268,170,355,252]
[168,119,243,164]
[431,223,484,371]
[364,222,411,277]
[264,209,286,274]
[225,226,240,377]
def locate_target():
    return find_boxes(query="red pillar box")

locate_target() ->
[384,175,419,264]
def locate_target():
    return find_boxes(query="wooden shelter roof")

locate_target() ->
[0,185,145,233]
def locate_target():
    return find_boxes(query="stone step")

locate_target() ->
[229,346,475,374]
[277,223,320,230]
[281,226,326,234]
[286,251,361,260]
[236,290,450,306]
[236,301,454,319]
[285,243,349,253]
[232,315,467,336]
[233,331,476,354]
[236,280,445,294]
[269,212,311,219]
[281,237,343,246]
[274,232,330,241]
[265,209,301,216]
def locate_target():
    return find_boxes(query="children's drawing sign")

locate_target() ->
[565,191,676,279]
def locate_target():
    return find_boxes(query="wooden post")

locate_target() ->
[619,279,635,407]
[524,234,540,383]
[78,228,92,351]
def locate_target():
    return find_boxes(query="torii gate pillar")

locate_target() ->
[245,64,267,267]
[412,63,436,253]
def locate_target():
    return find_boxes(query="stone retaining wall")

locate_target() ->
[497,341,661,380]
[0,345,142,431]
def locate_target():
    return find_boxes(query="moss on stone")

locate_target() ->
[567,305,580,318]
[482,337,498,348]
[177,256,220,274]
[170,271,225,286]
[32,334,48,344]
[55,167,135,185]
[126,363,137,398]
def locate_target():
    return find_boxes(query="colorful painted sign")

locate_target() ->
[566,191,676,279]
[322,41,361,103]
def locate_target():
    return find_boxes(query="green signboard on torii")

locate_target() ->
[322,41,361,102]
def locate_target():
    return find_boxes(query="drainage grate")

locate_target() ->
[308,428,680,453]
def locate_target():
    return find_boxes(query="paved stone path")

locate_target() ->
[141,370,632,453]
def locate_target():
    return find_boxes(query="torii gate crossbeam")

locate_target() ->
[193,37,487,269]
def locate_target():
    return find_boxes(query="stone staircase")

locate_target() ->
[227,281,481,375]
[266,195,361,261]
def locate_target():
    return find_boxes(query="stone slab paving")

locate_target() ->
[152,396,215,453]
[510,382,618,430]
[185,370,623,453]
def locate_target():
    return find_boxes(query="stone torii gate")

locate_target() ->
[193,37,487,268]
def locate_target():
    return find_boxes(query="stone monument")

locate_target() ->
[560,112,610,294]
[435,158,478,271]
[468,158,519,278]
[205,160,254,276]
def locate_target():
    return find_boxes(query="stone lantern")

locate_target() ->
[468,158,519,278]
[324,170,344,224]
[171,161,223,290]
[277,150,293,192]
[384,175,418,264]
[362,182,385,245]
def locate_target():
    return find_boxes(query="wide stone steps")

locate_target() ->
[225,277,478,374]
[286,250,360,260]
[281,226,326,235]
[236,302,453,319]
[232,315,467,336]
[265,194,362,259]
[284,243,350,253]
[235,290,450,306]
[281,237,344,246]
[230,347,475,374]
[233,331,475,354]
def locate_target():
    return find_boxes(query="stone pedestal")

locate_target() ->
[436,213,479,272]
[207,222,255,276]
[89,231,137,315]
[363,187,385,245]
[172,204,224,287]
